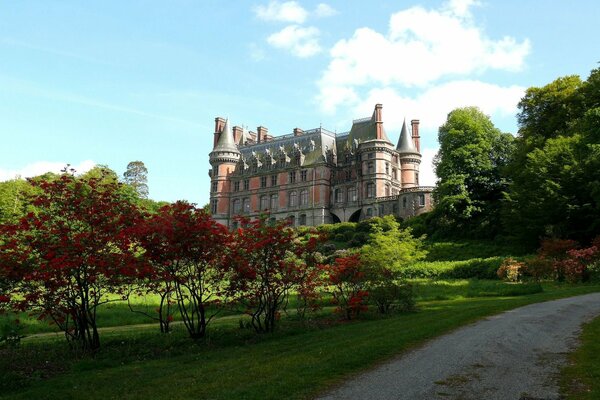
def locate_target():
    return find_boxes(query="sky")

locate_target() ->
[1,0,599,205]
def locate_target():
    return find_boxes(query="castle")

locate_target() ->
[208,104,433,228]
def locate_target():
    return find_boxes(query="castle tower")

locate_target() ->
[209,118,240,226]
[397,119,421,188]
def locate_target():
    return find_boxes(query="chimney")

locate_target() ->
[374,104,384,139]
[249,131,257,142]
[257,126,268,143]
[263,134,273,142]
[293,128,304,137]
[214,117,226,148]
[233,126,243,144]
[411,119,420,152]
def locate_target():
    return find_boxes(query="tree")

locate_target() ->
[123,161,149,199]
[0,170,144,351]
[228,216,321,333]
[134,201,229,338]
[505,67,600,244]
[434,107,514,237]
[325,253,369,319]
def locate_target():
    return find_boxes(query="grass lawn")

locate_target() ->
[1,282,599,400]
[561,314,600,400]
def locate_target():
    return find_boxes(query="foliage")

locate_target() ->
[368,282,415,314]
[0,170,144,351]
[123,161,149,199]
[0,318,24,347]
[433,107,514,238]
[497,258,527,282]
[324,253,369,319]
[402,257,503,280]
[505,68,600,243]
[227,216,322,333]
[134,201,229,337]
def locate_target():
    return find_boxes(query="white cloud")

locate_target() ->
[420,147,438,187]
[314,3,337,18]
[267,25,322,58]
[254,1,308,23]
[0,160,96,182]
[317,0,530,112]
[353,80,525,132]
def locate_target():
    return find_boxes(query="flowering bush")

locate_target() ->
[325,253,369,319]
[497,258,527,282]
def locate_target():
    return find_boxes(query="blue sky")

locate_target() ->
[1,0,599,205]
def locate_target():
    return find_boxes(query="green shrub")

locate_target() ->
[401,257,503,280]
[334,233,346,242]
[368,282,415,314]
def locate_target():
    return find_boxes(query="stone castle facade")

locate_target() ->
[208,104,433,228]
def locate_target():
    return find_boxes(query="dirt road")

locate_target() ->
[318,292,600,400]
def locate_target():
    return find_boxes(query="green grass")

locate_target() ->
[423,239,530,261]
[1,282,598,400]
[561,315,600,399]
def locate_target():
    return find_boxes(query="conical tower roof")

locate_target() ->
[214,119,239,152]
[396,119,418,154]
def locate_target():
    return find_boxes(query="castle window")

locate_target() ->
[346,170,351,181]
[367,161,374,174]
[260,176,267,188]
[299,214,307,226]
[419,194,426,207]
[379,204,384,216]
[243,198,250,213]
[289,191,297,207]
[366,182,375,198]
[289,171,296,184]
[403,197,407,209]
[335,188,343,203]
[368,153,375,159]
[271,174,277,186]
[288,215,296,226]
[393,203,398,214]
[366,208,373,217]
[260,195,269,210]
[270,194,279,210]
[385,184,390,197]
[393,188,398,196]
[211,181,218,192]
[300,189,309,206]
[392,168,397,180]
[234,181,240,192]
[415,172,419,185]
[233,199,241,214]
[348,187,357,202]
[300,170,307,182]
[211,199,218,214]
[385,163,389,175]
[243,179,250,191]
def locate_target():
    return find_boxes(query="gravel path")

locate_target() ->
[318,292,600,400]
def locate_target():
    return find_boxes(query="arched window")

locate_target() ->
[288,215,296,226]
[260,195,269,210]
[233,199,241,214]
[289,191,297,207]
[299,214,307,225]
[243,198,250,213]
[348,186,357,202]
[270,194,278,210]
[366,182,375,198]
[335,188,343,203]
[300,189,309,205]
[366,208,373,217]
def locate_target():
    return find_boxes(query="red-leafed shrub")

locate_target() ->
[325,253,369,319]
[227,216,322,333]
[133,201,230,337]
[497,257,527,282]
[0,170,144,351]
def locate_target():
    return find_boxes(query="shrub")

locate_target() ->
[0,319,24,347]
[325,254,369,319]
[368,282,415,314]
[401,257,503,280]
[497,258,527,282]
[334,233,346,242]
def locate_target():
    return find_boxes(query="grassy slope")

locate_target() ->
[561,315,600,400]
[2,284,599,400]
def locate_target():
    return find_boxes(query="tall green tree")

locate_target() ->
[433,107,514,238]
[123,161,149,199]
[505,67,600,244]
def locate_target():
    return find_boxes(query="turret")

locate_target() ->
[209,119,241,225]
[396,119,421,188]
